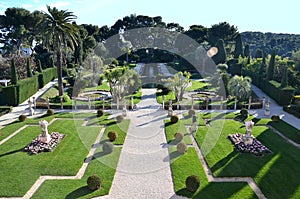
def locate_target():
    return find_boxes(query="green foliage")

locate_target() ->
[267,49,276,80]
[26,58,33,77]
[42,68,57,85]
[280,67,288,88]
[19,114,27,122]
[271,114,280,122]
[212,39,226,64]
[47,109,54,116]
[116,115,124,123]
[11,59,18,85]
[185,175,200,193]
[234,34,243,58]
[240,108,248,116]
[188,109,196,117]
[97,109,104,117]
[165,71,191,101]
[102,142,114,154]
[170,115,179,123]
[87,174,101,191]
[244,44,250,57]
[177,142,187,154]
[227,75,252,101]
[174,132,184,142]
[255,49,263,58]
[1,86,18,106]
[108,131,118,142]
[37,59,43,73]
[18,76,39,104]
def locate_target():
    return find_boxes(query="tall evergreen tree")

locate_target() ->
[259,52,266,75]
[255,49,263,58]
[26,58,33,77]
[267,50,276,80]
[212,39,226,64]
[280,67,288,88]
[11,59,18,85]
[234,34,243,58]
[244,44,250,57]
[37,59,43,72]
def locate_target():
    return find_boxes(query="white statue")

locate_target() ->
[39,120,51,143]
[243,120,254,145]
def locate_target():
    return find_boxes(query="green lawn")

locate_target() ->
[164,119,192,145]
[101,119,130,145]
[268,120,300,144]
[186,80,209,92]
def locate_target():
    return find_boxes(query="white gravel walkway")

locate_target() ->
[99,89,186,199]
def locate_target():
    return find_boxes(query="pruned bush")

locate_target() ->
[19,114,27,122]
[185,175,200,193]
[103,142,114,153]
[47,109,54,116]
[87,174,101,191]
[188,109,196,117]
[116,115,124,123]
[240,108,248,116]
[97,109,104,117]
[271,114,280,122]
[174,132,184,142]
[177,142,187,154]
[108,131,118,142]
[170,115,179,123]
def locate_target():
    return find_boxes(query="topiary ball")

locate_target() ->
[185,175,200,193]
[108,131,118,142]
[188,109,196,117]
[97,109,104,117]
[116,115,124,123]
[87,174,102,191]
[271,114,280,122]
[177,142,187,154]
[170,115,179,123]
[103,142,114,154]
[174,132,184,142]
[240,108,248,117]
[19,114,27,122]
[47,109,54,116]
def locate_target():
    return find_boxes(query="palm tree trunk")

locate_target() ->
[57,45,64,96]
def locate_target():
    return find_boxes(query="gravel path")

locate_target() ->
[99,89,186,199]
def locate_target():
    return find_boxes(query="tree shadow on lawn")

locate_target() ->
[65,186,93,199]
[163,151,182,162]
[0,148,23,158]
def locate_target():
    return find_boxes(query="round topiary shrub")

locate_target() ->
[185,175,200,193]
[174,132,184,142]
[188,109,196,117]
[271,114,280,122]
[97,109,104,117]
[103,142,114,154]
[87,174,101,191]
[47,109,54,116]
[108,131,118,142]
[19,114,27,122]
[116,115,124,123]
[177,142,187,154]
[240,108,248,118]
[170,115,179,123]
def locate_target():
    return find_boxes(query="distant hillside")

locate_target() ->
[241,31,300,57]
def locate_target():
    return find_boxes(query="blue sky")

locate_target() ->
[0,0,299,34]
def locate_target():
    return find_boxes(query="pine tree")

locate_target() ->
[11,59,18,85]
[212,39,226,64]
[26,58,33,77]
[267,50,276,80]
[234,34,243,58]
[280,67,288,88]
[244,44,250,57]
[37,59,43,73]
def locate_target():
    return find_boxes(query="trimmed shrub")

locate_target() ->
[185,175,200,193]
[271,114,280,122]
[177,142,187,154]
[174,132,184,142]
[116,115,124,123]
[103,142,114,153]
[97,109,104,117]
[170,115,179,123]
[19,114,27,122]
[188,109,196,117]
[240,108,248,117]
[47,109,54,116]
[108,131,118,142]
[87,174,101,191]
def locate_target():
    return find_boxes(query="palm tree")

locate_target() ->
[227,75,252,101]
[42,5,78,96]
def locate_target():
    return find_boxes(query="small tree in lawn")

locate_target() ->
[227,75,252,103]
[267,49,276,80]
[165,71,191,102]
[11,58,18,85]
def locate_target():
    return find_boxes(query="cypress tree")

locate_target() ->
[280,67,288,88]
[244,44,250,57]
[11,58,18,85]
[26,58,33,77]
[255,49,263,58]
[234,34,243,58]
[51,57,55,68]
[267,50,276,80]
[259,52,266,75]
[37,59,43,73]
[212,39,226,64]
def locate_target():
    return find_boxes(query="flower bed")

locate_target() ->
[23,132,64,155]
[227,133,272,156]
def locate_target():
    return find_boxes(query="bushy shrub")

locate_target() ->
[188,109,196,117]
[87,174,101,191]
[97,109,104,117]
[174,132,184,142]
[103,142,114,153]
[177,142,187,154]
[19,114,27,122]
[47,109,54,116]
[240,108,248,117]
[271,114,280,122]
[185,175,200,193]
[170,115,179,123]
[108,131,118,142]
[116,115,124,123]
